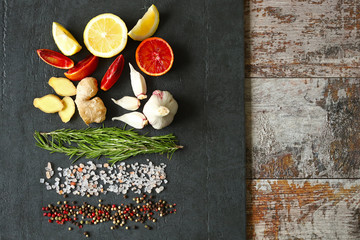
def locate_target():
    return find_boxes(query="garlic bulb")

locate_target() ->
[111,96,140,111]
[129,63,147,100]
[143,90,178,129]
[112,112,148,129]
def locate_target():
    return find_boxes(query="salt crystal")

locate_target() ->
[155,186,164,193]
[40,178,45,184]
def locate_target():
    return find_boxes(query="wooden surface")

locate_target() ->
[245,0,360,239]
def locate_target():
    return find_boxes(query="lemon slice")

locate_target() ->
[128,4,159,41]
[83,13,128,58]
[52,22,82,56]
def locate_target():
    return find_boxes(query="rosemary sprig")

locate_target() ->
[34,127,183,165]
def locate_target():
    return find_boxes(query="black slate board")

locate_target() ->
[0,1,245,239]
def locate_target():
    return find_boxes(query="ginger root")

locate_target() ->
[48,77,76,96]
[33,94,64,113]
[59,96,75,123]
[75,77,106,125]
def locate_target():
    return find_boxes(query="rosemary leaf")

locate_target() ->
[34,127,182,165]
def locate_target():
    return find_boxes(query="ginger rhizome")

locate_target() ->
[75,77,107,125]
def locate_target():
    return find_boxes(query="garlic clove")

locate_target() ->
[112,112,148,129]
[143,90,178,130]
[129,63,147,100]
[111,96,140,111]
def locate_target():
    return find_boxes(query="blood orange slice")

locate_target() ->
[135,37,174,76]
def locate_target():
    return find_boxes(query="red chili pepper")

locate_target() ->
[37,49,74,69]
[47,213,51,217]
[64,55,99,81]
[43,213,47,216]
[48,219,53,223]
[100,54,124,91]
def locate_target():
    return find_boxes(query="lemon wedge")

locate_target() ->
[83,13,128,58]
[52,22,82,56]
[128,4,159,41]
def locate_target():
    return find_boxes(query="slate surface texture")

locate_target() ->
[0,1,245,239]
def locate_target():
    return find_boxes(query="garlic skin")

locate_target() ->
[143,90,178,129]
[111,96,140,111]
[129,63,147,100]
[112,112,148,129]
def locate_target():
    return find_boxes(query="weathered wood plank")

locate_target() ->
[245,78,360,178]
[245,0,360,77]
[247,179,360,240]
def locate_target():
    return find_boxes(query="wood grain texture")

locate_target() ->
[245,0,360,77]
[246,78,360,178]
[247,179,360,240]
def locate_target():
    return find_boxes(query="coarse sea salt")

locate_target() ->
[40,160,167,196]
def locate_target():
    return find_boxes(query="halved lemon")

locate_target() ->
[52,22,82,56]
[128,4,159,41]
[83,13,128,58]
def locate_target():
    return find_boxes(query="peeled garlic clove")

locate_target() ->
[111,96,140,111]
[129,63,147,100]
[112,112,148,129]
